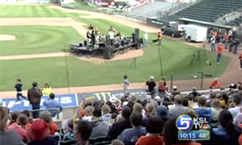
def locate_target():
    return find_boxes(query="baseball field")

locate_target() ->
[0,4,231,92]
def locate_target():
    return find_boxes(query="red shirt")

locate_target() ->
[135,136,164,145]
[217,45,223,54]
[239,134,242,145]
[210,81,220,88]
[49,122,58,135]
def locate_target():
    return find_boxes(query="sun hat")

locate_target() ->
[28,119,49,141]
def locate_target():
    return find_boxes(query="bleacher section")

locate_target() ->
[123,1,178,19]
[227,15,242,26]
[162,0,242,22]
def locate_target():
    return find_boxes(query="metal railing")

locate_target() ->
[27,108,60,119]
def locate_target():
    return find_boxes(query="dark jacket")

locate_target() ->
[108,119,132,139]
[27,87,43,104]
[15,83,23,92]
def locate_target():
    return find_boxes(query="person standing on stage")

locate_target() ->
[239,51,242,70]
[15,79,27,102]
[158,32,163,46]
[123,75,129,96]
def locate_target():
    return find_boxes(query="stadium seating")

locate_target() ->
[162,0,242,22]
[123,2,178,19]
[227,15,242,26]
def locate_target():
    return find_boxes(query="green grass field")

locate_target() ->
[0,26,83,55]
[0,4,231,91]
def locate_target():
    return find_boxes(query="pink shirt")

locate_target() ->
[7,125,29,143]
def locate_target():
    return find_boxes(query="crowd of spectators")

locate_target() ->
[1,81,242,145]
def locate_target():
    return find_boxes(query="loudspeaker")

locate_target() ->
[99,43,105,48]
[79,43,83,47]
[103,46,114,59]
[84,41,87,47]
[135,28,140,49]
[132,33,136,43]
[106,37,113,47]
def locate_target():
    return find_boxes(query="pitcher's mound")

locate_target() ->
[77,49,144,64]
[0,35,16,41]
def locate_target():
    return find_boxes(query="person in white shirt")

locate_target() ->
[123,75,129,95]
[109,30,115,40]
[210,35,216,52]
[228,94,241,118]
[144,32,148,47]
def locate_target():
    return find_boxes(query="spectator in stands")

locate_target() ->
[82,106,95,122]
[146,76,156,99]
[27,119,56,145]
[142,103,156,126]
[7,114,29,143]
[211,98,222,121]
[39,111,58,136]
[21,110,32,128]
[188,95,195,108]
[63,119,74,140]
[133,103,145,117]
[27,82,43,118]
[42,83,52,96]
[89,109,110,139]
[182,97,189,107]
[240,51,242,70]
[229,93,242,118]
[188,87,201,99]
[156,105,170,123]
[43,93,62,117]
[0,97,3,106]
[75,120,92,145]
[123,75,129,96]
[163,117,201,145]
[234,107,242,126]
[195,96,212,120]
[10,111,20,125]
[216,43,224,64]
[205,110,240,145]
[210,34,216,52]
[184,109,198,119]
[15,78,27,102]
[136,117,163,145]
[111,140,125,145]
[170,86,180,101]
[101,104,112,123]
[108,106,132,139]
[219,92,229,109]
[0,107,25,145]
[158,76,167,100]
[169,95,188,118]
[209,78,220,89]
[118,113,147,145]
[205,92,217,107]
[144,32,148,47]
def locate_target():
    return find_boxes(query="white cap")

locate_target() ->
[150,76,154,80]
[155,96,160,100]
[173,86,177,89]
[122,101,128,106]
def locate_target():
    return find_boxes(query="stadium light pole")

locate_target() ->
[64,45,71,94]
[157,43,164,77]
